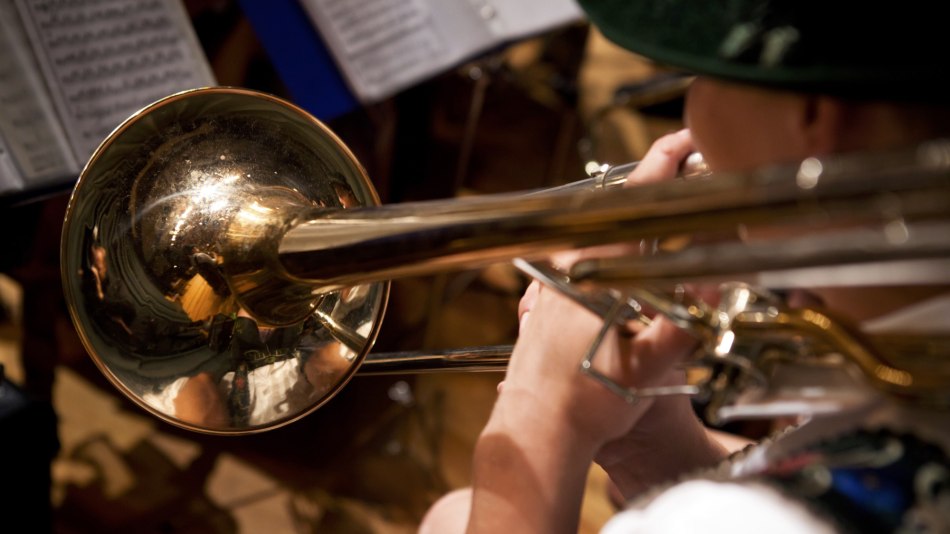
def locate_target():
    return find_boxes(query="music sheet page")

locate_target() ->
[478,0,582,40]
[300,0,582,103]
[0,0,78,192]
[14,0,216,164]
[300,0,461,103]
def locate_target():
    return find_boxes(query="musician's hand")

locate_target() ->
[468,286,695,533]
[516,127,697,326]
[513,128,726,499]
[464,129,722,533]
[593,373,728,501]
[173,372,229,428]
[625,128,696,186]
[510,286,691,439]
[596,128,728,497]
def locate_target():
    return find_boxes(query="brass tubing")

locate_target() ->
[278,155,950,292]
[358,346,512,375]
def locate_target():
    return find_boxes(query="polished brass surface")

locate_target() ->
[61,88,388,434]
[62,87,950,435]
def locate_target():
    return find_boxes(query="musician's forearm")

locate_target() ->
[467,395,599,534]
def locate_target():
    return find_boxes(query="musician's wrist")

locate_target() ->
[469,397,598,533]
[488,386,605,456]
[595,398,730,500]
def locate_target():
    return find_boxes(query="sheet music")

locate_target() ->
[0,135,24,194]
[300,0,581,103]
[472,0,582,39]
[0,0,78,193]
[15,0,216,163]
[301,0,453,102]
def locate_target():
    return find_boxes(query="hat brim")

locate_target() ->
[580,0,945,101]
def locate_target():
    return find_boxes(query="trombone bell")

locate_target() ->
[62,88,390,434]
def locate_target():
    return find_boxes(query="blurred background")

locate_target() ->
[0,1,690,532]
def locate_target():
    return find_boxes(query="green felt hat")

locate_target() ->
[579,0,947,101]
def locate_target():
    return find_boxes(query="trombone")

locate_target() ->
[61,87,950,435]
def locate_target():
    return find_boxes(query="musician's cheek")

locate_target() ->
[684,77,809,173]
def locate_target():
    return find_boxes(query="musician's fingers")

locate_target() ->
[625,129,695,187]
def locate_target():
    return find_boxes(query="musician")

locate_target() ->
[421,1,950,532]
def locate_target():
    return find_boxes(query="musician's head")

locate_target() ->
[580,0,950,171]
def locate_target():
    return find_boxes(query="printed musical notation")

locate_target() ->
[299,0,582,104]
[18,0,216,163]
[306,0,447,102]
[0,0,77,191]
[0,0,215,195]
